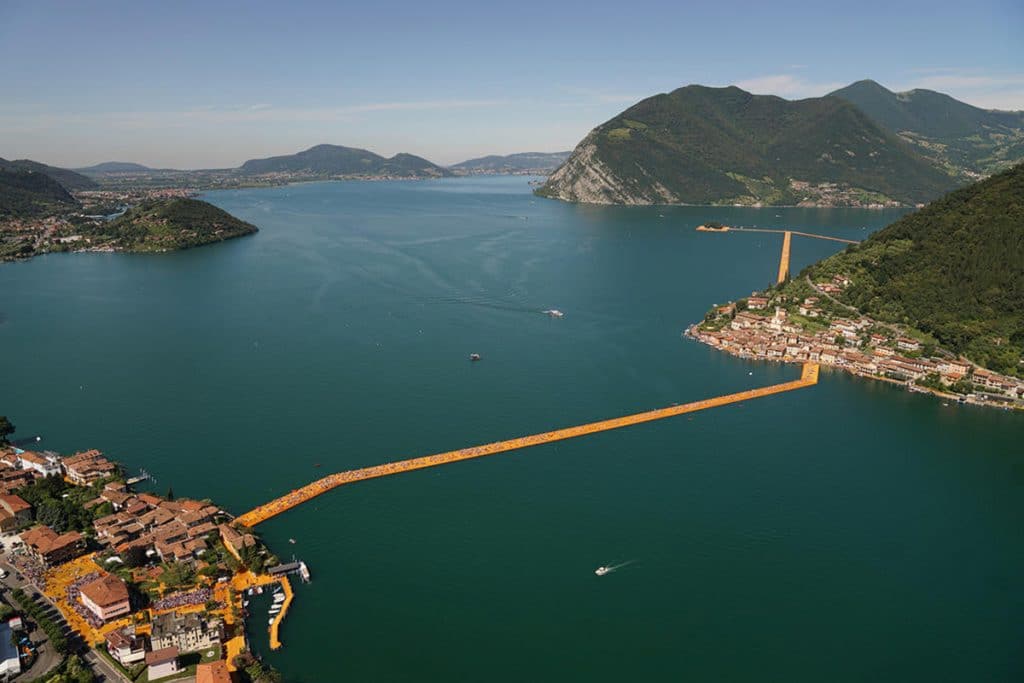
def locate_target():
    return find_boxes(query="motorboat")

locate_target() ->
[595,566,611,576]
[543,309,564,318]
[469,353,481,361]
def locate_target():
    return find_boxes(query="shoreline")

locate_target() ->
[684,324,1022,412]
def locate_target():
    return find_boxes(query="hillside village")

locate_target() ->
[688,272,1024,410]
[0,444,289,682]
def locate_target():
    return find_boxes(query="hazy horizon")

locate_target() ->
[2,0,1022,169]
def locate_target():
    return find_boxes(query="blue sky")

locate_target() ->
[1,0,1021,168]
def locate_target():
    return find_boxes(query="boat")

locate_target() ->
[595,566,611,576]
[543,309,564,318]
[288,538,296,544]
[469,353,481,361]
[313,463,321,468]
[273,594,286,603]
[268,618,275,625]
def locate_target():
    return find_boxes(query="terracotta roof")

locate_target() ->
[18,451,50,466]
[146,646,179,665]
[80,573,130,608]
[0,494,30,513]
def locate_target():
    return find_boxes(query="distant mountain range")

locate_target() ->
[0,158,97,191]
[539,84,958,207]
[75,161,155,174]
[450,152,570,174]
[829,80,1024,177]
[239,144,451,178]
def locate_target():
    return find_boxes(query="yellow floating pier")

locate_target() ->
[777,230,792,284]
[236,363,820,527]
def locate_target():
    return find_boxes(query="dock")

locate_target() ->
[236,363,820,527]
[269,577,294,650]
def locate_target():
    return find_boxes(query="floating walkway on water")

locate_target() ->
[777,230,792,284]
[236,363,820,527]
[696,225,860,245]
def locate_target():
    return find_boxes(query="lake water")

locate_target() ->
[2,176,1022,681]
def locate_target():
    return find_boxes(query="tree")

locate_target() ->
[124,545,148,569]
[0,416,13,444]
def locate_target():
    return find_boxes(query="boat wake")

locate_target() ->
[595,560,636,576]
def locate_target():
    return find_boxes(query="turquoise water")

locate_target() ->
[2,177,1022,681]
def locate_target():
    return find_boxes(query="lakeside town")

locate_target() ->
[0,424,298,683]
[687,273,1024,411]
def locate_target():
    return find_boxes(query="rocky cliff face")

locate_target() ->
[539,133,677,205]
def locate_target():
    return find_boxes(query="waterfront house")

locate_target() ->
[150,611,222,653]
[62,450,117,485]
[105,627,147,667]
[20,525,86,566]
[145,647,180,680]
[80,573,131,622]
[938,361,970,382]
[17,451,61,477]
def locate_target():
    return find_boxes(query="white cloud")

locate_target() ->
[892,69,1024,110]
[732,74,845,99]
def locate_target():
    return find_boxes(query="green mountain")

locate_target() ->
[76,162,155,174]
[451,152,571,174]
[239,144,451,178]
[830,80,1024,177]
[90,198,258,252]
[0,158,98,191]
[793,163,1024,376]
[0,168,80,218]
[538,85,958,207]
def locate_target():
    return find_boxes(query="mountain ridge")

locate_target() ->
[239,144,451,178]
[829,80,1024,176]
[538,84,958,207]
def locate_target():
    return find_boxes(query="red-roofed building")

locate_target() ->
[79,573,131,622]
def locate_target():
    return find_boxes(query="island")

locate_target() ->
[1,164,258,262]
[0,417,296,682]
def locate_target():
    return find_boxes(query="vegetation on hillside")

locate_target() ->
[539,85,958,206]
[830,80,1024,176]
[0,158,97,191]
[89,198,258,251]
[0,169,79,218]
[784,163,1024,376]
